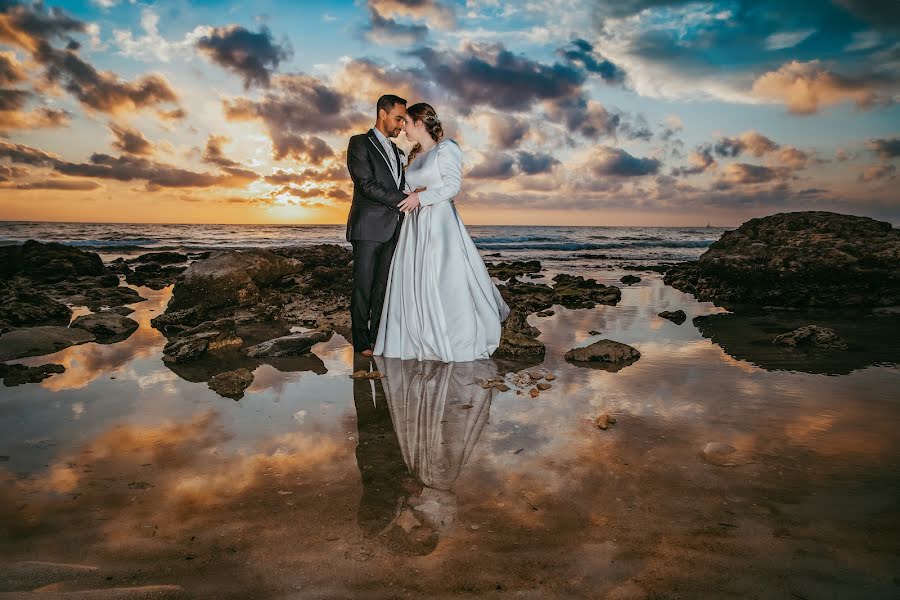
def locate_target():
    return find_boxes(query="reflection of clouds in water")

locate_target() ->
[25,286,172,392]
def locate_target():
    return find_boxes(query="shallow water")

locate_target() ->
[2,270,899,599]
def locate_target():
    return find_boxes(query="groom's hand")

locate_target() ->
[399,192,421,212]
[414,187,427,193]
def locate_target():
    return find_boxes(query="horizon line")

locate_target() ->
[0,219,738,228]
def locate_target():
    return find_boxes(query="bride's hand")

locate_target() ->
[398,192,421,212]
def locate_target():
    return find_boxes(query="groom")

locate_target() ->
[346,94,420,356]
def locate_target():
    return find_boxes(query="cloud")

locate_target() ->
[0,50,26,84]
[109,122,153,155]
[671,148,716,176]
[751,60,894,114]
[557,38,625,84]
[364,8,429,45]
[368,0,456,28]
[0,88,71,132]
[865,137,900,159]
[201,134,239,167]
[0,1,86,53]
[113,8,208,63]
[719,162,792,184]
[486,113,529,147]
[589,146,661,177]
[859,163,896,182]
[196,25,292,89]
[333,57,432,112]
[763,29,816,50]
[222,72,366,162]
[516,151,560,175]
[0,140,258,191]
[467,153,516,179]
[713,131,779,157]
[408,42,584,112]
[13,178,100,190]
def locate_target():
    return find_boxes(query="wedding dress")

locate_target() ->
[373,139,510,362]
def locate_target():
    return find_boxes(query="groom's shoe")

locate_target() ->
[361,348,374,357]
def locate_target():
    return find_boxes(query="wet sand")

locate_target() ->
[2,270,899,599]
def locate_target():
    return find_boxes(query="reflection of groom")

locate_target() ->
[346,94,412,356]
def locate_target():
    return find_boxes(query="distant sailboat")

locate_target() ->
[705,221,711,228]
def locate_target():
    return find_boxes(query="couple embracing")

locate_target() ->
[345,94,510,362]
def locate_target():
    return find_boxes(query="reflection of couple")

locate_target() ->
[352,355,496,553]
[346,94,510,362]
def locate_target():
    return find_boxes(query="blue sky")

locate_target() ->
[1,0,898,225]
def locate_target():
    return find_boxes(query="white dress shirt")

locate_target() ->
[371,127,400,185]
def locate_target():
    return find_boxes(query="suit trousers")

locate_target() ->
[350,226,400,352]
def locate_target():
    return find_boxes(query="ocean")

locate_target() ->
[0,221,727,267]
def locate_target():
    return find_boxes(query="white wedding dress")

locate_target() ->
[373,139,510,362]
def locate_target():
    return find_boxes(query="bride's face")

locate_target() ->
[405,117,428,145]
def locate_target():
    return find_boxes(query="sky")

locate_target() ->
[0,0,898,226]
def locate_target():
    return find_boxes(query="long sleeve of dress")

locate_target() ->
[417,140,463,207]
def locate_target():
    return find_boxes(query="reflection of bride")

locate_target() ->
[370,356,496,549]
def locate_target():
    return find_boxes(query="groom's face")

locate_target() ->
[383,103,408,138]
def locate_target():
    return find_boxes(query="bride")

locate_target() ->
[373,102,510,362]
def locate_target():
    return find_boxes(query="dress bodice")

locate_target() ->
[405,144,443,191]
[403,140,463,206]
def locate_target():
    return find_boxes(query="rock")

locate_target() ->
[536,309,555,317]
[529,387,539,398]
[623,264,673,273]
[70,312,139,343]
[208,367,254,399]
[162,319,242,364]
[595,414,617,430]
[107,305,135,316]
[498,275,620,314]
[772,325,848,350]
[0,326,95,361]
[244,329,332,358]
[167,249,302,314]
[1,362,65,386]
[658,309,687,324]
[663,211,900,308]
[0,240,105,282]
[487,260,542,281]
[125,263,188,289]
[536,382,552,390]
[495,309,545,359]
[588,330,601,335]
[545,373,556,381]
[107,257,133,274]
[351,370,386,379]
[702,442,739,466]
[0,281,72,333]
[565,339,641,371]
[620,274,641,285]
[129,251,188,264]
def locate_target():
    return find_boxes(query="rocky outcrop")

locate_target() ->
[564,339,641,372]
[658,309,687,324]
[208,367,254,399]
[664,211,900,308]
[487,260,542,281]
[0,362,65,386]
[161,318,242,364]
[0,326,95,361]
[494,310,545,360]
[244,329,333,358]
[0,282,72,333]
[498,274,620,314]
[772,325,847,350]
[620,274,641,285]
[0,240,105,282]
[70,312,139,343]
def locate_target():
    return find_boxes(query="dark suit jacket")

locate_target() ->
[346,129,407,243]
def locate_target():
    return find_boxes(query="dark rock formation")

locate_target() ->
[0,240,105,282]
[1,362,65,386]
[564,339,641,372]
[495,310,545,361]
[772,325,847,350]
[0,282,72,333]
[0,326,95,361]
[658,309,687,324]
[487,260,542,281]
[620,274,641,285]
[208,367,254,399]
[129,251,188,265]
[161,318,242,364]
[70,312,139,343]
[125,262,188,289]
[244,329,333,358]
[498,274,620,314]
[664,211,900,308]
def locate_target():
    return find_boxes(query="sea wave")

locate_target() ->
[476,240,715,251]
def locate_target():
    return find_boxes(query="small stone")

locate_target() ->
[588,330,601,335]
[536,382,552,391]
[702,442,739,466]
[620,275,641,285]
[207,368,254,400]
[595,414,617,430]
[544,373,556,381]
[497,384,511,392]
[529,388,539,398]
